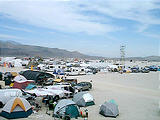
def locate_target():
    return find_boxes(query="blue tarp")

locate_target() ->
[25,84,36,90]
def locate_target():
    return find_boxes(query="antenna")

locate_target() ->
[120,45,126,67]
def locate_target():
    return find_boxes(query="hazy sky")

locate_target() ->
[0,0,159,57]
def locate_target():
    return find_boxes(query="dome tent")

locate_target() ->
[13,75,34,89]
[13,75,27,82]
[53,99,79,119]
[0,97,32,119]
[99,100,119,118]
[73,92,95,107]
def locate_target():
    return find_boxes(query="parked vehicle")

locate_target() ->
[158,66,160,71]
[149,66,158,71]
[131,67,140,73]
[64,78,77,84]
[141,67,150,73]
[43,78,54,86]
[74,82,92,91]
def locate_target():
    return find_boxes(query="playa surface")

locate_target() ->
[0,67,160,120]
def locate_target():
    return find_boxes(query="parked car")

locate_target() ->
[141,67,150,73]
[158,66,160,71]
[149,66,158,71]
[43,78,54,86]
[74,82,92,91]
[64,78,77,84]
[131,67,140,73]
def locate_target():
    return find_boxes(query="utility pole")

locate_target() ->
[120,45,126,68]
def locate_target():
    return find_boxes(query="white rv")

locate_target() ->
[65,67,86,76]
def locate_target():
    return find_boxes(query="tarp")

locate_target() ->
[25,88,64,98]
[21,70,55,83]
[25,84,36,90]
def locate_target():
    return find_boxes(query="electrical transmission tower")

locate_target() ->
[120,45,126,67]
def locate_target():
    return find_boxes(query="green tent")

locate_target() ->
[53,99,79,119]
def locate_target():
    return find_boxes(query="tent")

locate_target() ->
[13,75,27,82]
[99,101,119,118]
[0,97,32,119]
[53,99,79,119]
[73,92,95,107]
[13,75,34,89]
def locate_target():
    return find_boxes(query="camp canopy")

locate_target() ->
[99,100,119,118]
[53,99,79,119]
[0,97,32,119]
[73,92,95,107]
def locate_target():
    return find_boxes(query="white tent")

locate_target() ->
[13,59,22,67]
[13,75,27,83]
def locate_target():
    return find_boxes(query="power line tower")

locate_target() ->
[120,45,126,67]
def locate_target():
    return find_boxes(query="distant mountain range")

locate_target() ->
[0,40,160,61]
[0,40,93,58]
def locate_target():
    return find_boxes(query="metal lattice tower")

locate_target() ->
[120,45,126,66]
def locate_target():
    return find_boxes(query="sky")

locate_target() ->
[0,0,159,57]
